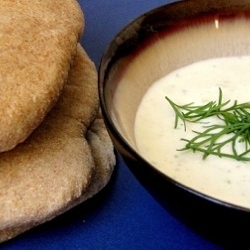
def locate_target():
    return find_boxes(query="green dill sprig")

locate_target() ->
[165,88,250,161]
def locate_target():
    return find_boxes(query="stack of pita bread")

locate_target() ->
[0,0,115,242]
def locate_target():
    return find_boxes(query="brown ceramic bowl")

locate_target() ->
[99,0,250,246]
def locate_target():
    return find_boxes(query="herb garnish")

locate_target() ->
[165,88,250,161]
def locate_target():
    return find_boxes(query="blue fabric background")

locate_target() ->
[2,1,223,249]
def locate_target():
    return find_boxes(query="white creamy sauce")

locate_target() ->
[134,56,250,208]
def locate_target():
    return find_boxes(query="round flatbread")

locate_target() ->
[0,45,115,243]
[0,0,84,152]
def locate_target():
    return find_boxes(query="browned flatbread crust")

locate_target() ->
[0,0,84,152]
[86,112,116,199]
[0,45,115,243]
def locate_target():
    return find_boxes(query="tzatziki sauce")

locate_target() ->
[134,56,250,208]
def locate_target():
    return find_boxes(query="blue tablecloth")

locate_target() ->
[2,1,223,249]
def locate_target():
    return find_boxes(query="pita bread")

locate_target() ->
[0,45,116,243]
[0,0,84,152]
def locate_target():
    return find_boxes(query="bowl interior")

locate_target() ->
[100,0,250,211]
